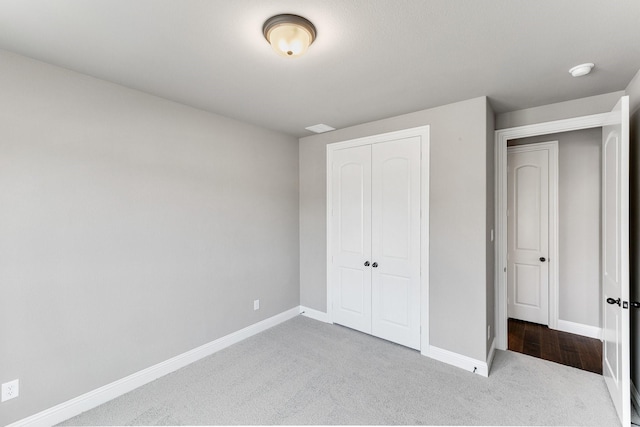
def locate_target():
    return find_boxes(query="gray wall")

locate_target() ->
[299,138,328,310]
[627,69,640,399]
[299,97,492,362]
[0,51,300,425]
[509,128,602,328]
[495,92,624,130]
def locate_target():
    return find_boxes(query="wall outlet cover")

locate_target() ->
[254,300,260,310]
[1,379,19,402]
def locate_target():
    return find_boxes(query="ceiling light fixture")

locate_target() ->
[568,63,595,77]
[263,14,316,58]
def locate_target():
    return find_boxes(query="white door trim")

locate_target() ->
[495,112,617,350]
[326,126,430,355]
[506,141,559,329]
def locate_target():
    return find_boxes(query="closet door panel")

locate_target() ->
[331,145,372,334]
[371,137,421,349]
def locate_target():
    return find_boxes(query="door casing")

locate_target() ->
[326,126,430,355]
[495,113,620,350]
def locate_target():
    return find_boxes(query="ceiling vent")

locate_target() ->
[305,124,335,133]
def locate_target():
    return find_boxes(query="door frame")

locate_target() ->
[326,125,430,355]
[495,113,618,350]
[506,141,559,328]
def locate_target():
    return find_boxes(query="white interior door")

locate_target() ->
[330,136,422,349]
[331,145,372,334]
[371,137,421,350]
[507,144,553,325]
[602,96,630,427]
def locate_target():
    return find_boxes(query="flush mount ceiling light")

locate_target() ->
[263,14,316,57]
[569,63,595,77]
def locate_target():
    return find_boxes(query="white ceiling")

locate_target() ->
[1,0,639,137]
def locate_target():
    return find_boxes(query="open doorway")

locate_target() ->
[505,129,602,374]
[495,96,631,426]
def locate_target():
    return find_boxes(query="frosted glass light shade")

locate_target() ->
[263,14,316,58]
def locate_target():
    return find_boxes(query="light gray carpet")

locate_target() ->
[59,315,620,426]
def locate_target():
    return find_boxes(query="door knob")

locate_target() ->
[364,261,370,267]
[372,262,378,268]
[539,257,546,262]
[606,297,621,306]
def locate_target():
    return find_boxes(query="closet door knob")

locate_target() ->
[539,257,546,262]
[372,262,378,268]
[364,261,370,267]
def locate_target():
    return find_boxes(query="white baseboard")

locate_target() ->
[632,381,640,415]
[428,345,489,377]
[556,319,601,340]
[298,310,492,378]
[486,337,496,375]
[7,307,301,427]
[299,306,331,323]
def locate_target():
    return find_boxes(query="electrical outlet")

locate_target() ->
[253,299,260,310]
[1,379,19,402]
[487,325,491,340]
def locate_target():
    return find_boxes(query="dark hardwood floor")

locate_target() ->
[508,318,602,374]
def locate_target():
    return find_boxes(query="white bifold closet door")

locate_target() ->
[331,144,372,334]
[331,137,421,350]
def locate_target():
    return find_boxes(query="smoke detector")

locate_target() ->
[569,63,594,77]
